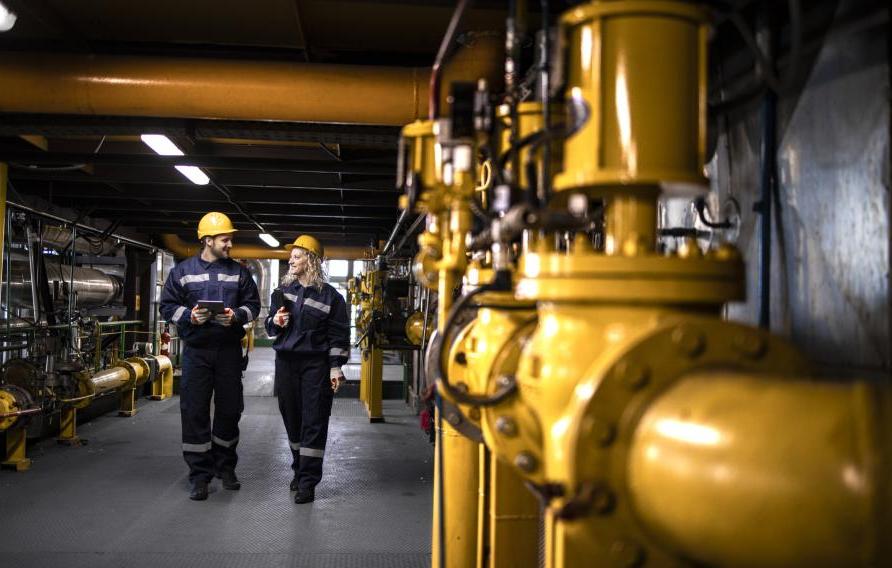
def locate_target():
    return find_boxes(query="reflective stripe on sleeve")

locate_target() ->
[329,348,349,358]
[173,306,188,323]
[284,293,299,303]
[239,306,254,321]
[179,273,210,286]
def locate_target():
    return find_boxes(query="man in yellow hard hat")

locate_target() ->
[160,212,260,501]
[264,234,349,504]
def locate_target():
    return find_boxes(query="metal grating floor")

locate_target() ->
[0,348,433,568]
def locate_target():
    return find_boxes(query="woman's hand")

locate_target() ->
[273,306,291,328]
[330,368,346,392]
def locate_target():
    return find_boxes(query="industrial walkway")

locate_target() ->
[0,348,433,568]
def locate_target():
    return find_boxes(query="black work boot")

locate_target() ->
[294,488,315,504]
[289,476,299,492]
[217,470,241,490]
[189,479,209,501]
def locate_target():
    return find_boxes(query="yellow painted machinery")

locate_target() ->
[1,353,173,466]
[396,1,892,567]
[351,259,423,422]
[351,266,386,422]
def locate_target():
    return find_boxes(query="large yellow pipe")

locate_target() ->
[628,371,892,567]
[160,234,372,261]
[88,367,133,395]
[0,53,425,126]
[0,41,502,126]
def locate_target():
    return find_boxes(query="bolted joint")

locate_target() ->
[514,451,538,473]
[732,333,767,359]
[615,361,650,391]
[671,326,705,358]
[495,415,518,437]
[496,374,516,390]
[592,419,616,447]
[610,540,646,568]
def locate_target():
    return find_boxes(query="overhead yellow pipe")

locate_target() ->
[0,53,424,126]
[160,234,373,261]
[0,39,502,126]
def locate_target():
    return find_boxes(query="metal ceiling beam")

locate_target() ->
[17,185,399,207]
[8,167,397,190]
[50,198,398,216]
[0,151,395,175]
[0,115,402,146]
[84,208,396,225]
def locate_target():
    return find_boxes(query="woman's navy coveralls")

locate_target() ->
[265,281,350,491]
[160,255,260,482]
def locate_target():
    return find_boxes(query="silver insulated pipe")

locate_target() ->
[7,258,123,308]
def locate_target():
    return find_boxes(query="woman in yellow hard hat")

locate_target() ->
[264,234,350,504]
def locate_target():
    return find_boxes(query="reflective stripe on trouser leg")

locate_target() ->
[211,345,245,474]
[180,346,216,483]
[297,356,334,492]
[276,355,304,472]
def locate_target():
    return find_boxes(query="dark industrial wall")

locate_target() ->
[672,0,890,374]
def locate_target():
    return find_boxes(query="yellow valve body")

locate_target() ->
[554,1,709,195]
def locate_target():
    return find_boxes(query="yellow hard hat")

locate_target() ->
[285,235,324,258]
[197,212,238,239]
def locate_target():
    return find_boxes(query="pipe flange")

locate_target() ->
[562,318,810,564]
[142,355,160,384]
[478,316,546,485]
[125,357,151,387]
[0,384,35,431]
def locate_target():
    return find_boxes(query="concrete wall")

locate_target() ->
[669,1,890,374]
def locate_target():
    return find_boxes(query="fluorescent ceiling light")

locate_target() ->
[174,165,210,185]
[259,233,280,248]
[142,134,209,185]
[140,134,184,156]
[0,2,17,32]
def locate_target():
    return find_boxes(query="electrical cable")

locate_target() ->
[427,271,518,407]
[694,196,734,229]
[429,0,474,120]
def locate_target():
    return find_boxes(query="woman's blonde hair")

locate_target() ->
[281,248,327,290]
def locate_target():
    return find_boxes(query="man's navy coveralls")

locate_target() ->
[160,255,260,482]
[265,281,350,491]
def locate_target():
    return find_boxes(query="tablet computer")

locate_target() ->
[197,300,225,314]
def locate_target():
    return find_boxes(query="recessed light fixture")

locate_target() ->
[259,233,280,248]
[0,2,17,32]
[140,134,210,186]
